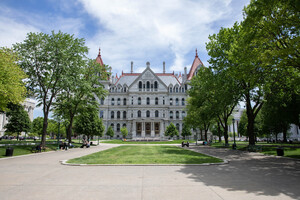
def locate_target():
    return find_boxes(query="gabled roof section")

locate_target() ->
[127,67,169,89]
[187,49,204,80]
[95,48,104,66]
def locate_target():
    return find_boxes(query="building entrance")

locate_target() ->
[145,122,151,136]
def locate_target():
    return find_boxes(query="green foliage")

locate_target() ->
[121,127,128,139]
[53,58,109,142]
[165,123,179,138]
[4,103,31,140]
[74,106,104,139]
[106,126,114,139]
[0,47,26,111]
[14,31,90,146]
[181,124,192,139]
[32,117,43,137]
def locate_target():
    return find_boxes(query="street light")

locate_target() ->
[232,118,236,149]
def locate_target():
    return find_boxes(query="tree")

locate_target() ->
[53,59,108,143]
[181,124,192,139]
[106,126,114,139]
[74,106,103,141]
[4,103,31,140]
[165,123,179,139]
[0,47,26,111]
[32,117,44,139]
[121,127,128,139]
[240,0,299,145]
[14,31,89,147]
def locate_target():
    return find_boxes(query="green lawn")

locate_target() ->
[0,143,82,158]
[67,145,223,164]
[100,139,195,144]
[211,142,300,159]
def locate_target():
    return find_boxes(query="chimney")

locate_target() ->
[112,75,115,84]
[131,61,133,73]
[163,61,165,73]
[146,61,150,68]
[184,67,187,82]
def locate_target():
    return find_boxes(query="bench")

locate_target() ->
[181,141,189,147]
[31,145,46,153]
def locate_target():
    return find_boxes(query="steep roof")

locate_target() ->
[95,48,104,66]
[187,49,204,80]
[115,71,181,86]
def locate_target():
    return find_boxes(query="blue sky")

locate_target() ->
[0,0,249,118]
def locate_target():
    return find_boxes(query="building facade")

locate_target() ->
[0,98,36,136]
[97,49,204,139]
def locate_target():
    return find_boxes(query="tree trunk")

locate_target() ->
[245,94,256,146]
[217,122,222,142]
[41,112,49,147]
[223,124,229,145]
[200,129,203,140]
[282,126,288,143]
[67,116,74,143]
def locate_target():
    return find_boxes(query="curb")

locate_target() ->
[60,159,228,166]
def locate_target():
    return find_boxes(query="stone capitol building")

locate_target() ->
[97,49,203,139]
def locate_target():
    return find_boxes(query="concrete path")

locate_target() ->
[0,144,299,200]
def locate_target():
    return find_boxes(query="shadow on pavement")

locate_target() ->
[178,146,300,199]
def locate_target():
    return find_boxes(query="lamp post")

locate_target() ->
[57,117,61,150]
[232,118,236,149]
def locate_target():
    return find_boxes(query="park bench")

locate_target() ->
[31,145,46,153]
[181,141,189,147]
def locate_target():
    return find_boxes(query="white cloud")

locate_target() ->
[0,16,40,48]
[80,0,249,74]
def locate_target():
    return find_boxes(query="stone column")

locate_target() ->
[141,122,145,137]
[151,122,155,137]
[132,121,136,138]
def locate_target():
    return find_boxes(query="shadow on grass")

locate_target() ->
[177,146,300,199]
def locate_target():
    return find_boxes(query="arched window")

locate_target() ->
[154,81,158,91]
[117,123,120,132]
[146,81,150,90]
[100,98,104,105]
[138,97,141,105]
[170,98,173,106]
[111,98,115,105]
[170,111,173,119]
[117,98,121,105]
[169,87,172,93]
[138,110,141,118]
[124,87,127,92]
[155,110,159,117]
[176,111,179,119]
[117,111,120,119]
[111,123,114,131]
[131,97,133,105]
[139,81,142,91]
[111,111,114,119]
[182,111,186,118]
[147,97,150,105]
[123,98,126,105]
[182,87,184,93]
[182,98,185,105]
[123,111,126,119]
[176,123,180,131]
[175,87,178,93]
[155,97,158,105]
[176,98,179,106]
[100,110,104,118]
[123,123,126,128]
[163,97,165,105]
[146,110,150,117]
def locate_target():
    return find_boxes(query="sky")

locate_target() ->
[0,0,250,118]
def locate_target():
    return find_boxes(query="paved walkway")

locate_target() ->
[0,144,299,200]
